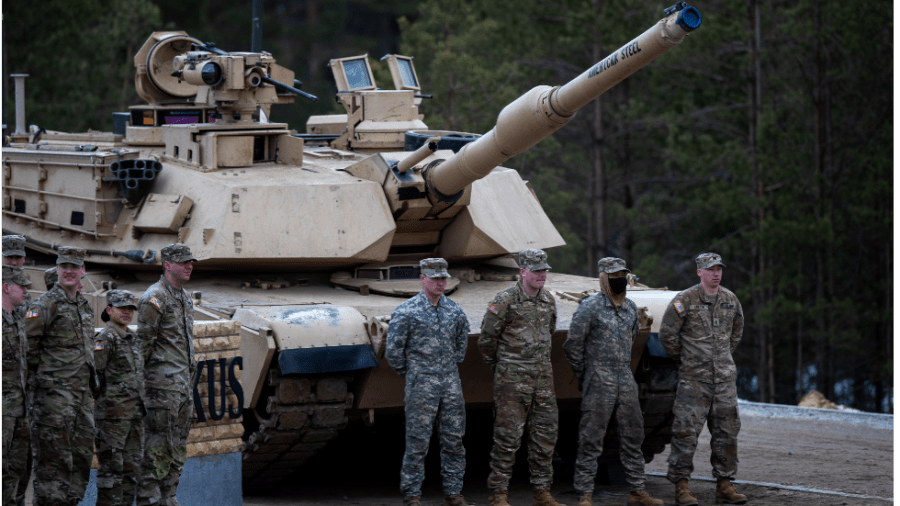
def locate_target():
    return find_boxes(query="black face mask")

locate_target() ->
[608,277,628,294]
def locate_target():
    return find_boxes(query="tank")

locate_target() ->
[1,3,702,489]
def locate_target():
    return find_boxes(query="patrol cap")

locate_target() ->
[161,243,197,263]
[518,249,551,271]
[2,266,32,286]
[419,258,450,278]
[2,235,26,257]
[597,257,630,274]
[57,246,86,266]
[106,289,138,308]
[43,266,58,289]
[695,252,725,270]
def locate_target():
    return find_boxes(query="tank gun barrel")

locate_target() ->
[427,3,702,198]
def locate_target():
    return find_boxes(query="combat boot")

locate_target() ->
[405,496,422,506]
[489,491,511,506]
[576,492,592,506]
[626,489,663,506]
[715,478,747,504]
[675,479,699,506]
[533,489,566,506]
[445,494,468,506]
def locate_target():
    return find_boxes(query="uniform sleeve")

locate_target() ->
[477,295,508,365]
[730,297,744,354]
[137,296,162,363]
[455,309,470,364]
[549,297,557,334]
[93,330,109,373]
[24,298,51,371]
[563,298,591,380]
[659,298,685,360]
[385,310,409,376]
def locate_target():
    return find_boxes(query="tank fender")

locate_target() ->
[233,305,378,375]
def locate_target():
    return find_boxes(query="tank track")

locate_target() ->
[241,368,353,489]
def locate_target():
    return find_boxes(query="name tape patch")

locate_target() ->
[722,303,736,309]
[690,305,709,310]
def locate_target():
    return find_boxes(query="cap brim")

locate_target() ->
[56,259,85,266]
[3,250,25,257]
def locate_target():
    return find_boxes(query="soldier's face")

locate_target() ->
[3,282,27,307]
[107,305,135,326]
[608,270,627,279]
[3,255,25,267]
[697,265,723,289]
[166,261,193,284]
[520,268,547,291]
[420,275,447,298]
[57,263,86,290]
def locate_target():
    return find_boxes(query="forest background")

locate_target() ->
[2,0,892,412]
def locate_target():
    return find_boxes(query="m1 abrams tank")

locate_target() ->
[2,3,702,490]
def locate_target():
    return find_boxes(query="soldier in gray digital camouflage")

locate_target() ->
[136,243,197,506]
[564,258,662,506]
[660,252,747,506]
[479,249,565,506]
[2,266,31,506]
[2,235,33,506]
[24,246,97,506]
[386,258,470,506]
[94,290,146,506]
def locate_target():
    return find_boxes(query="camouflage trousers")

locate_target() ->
[32,387,95,506]
[96,417,144,506]
[401,371,466,498]
[666,379,741,483]
[574,368,646,494]
[2,415,30,506]
[137,391,193,506]
[488,362,558,492]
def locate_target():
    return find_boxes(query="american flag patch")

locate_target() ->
[149,297,163,310]
[94,341,104,351]
[488,304,499,315]
[25,309,39,318]
[673,301,685,314]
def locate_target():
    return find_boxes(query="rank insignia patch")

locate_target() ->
[673,301,685,314]
[488,304,499,315]
[94,341,104,351]
[25,309,39,318]
[149,297,163,310]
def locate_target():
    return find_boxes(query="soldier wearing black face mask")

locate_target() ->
[564,258,662,506]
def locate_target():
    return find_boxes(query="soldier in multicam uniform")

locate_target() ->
[2,235,34,506]
[479,249,565,506]
[2,266,31,506]
[564,258,662,506]
[386,258,470,506]
[24,246,97,506]
[136,243,197,506]
[660,253,747,506]
[94,290,146,506]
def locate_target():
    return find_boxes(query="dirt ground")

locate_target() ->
[243,410,893,506]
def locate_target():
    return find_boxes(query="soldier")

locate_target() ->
[44,266,59,290]
[660,253,746,505]
[2,266,31,506]
[479,249,565,506]
[136,243,197,506]
[94,290,146,506]
[564,258,662,506]
[24,246,97,506]
[385,258,470,506]
[2,235,33,506]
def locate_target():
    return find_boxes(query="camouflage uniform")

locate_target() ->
[660,253,744,484]
[94,290,146,506]
[2,267,31,506]
[386,258,470,499]
[24,248,97,506]
[137,244,196,506]
[564,258,648,494]
[479,250,558,492]
[3,235,30,317]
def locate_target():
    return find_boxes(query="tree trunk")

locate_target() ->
[587,17,604,277]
